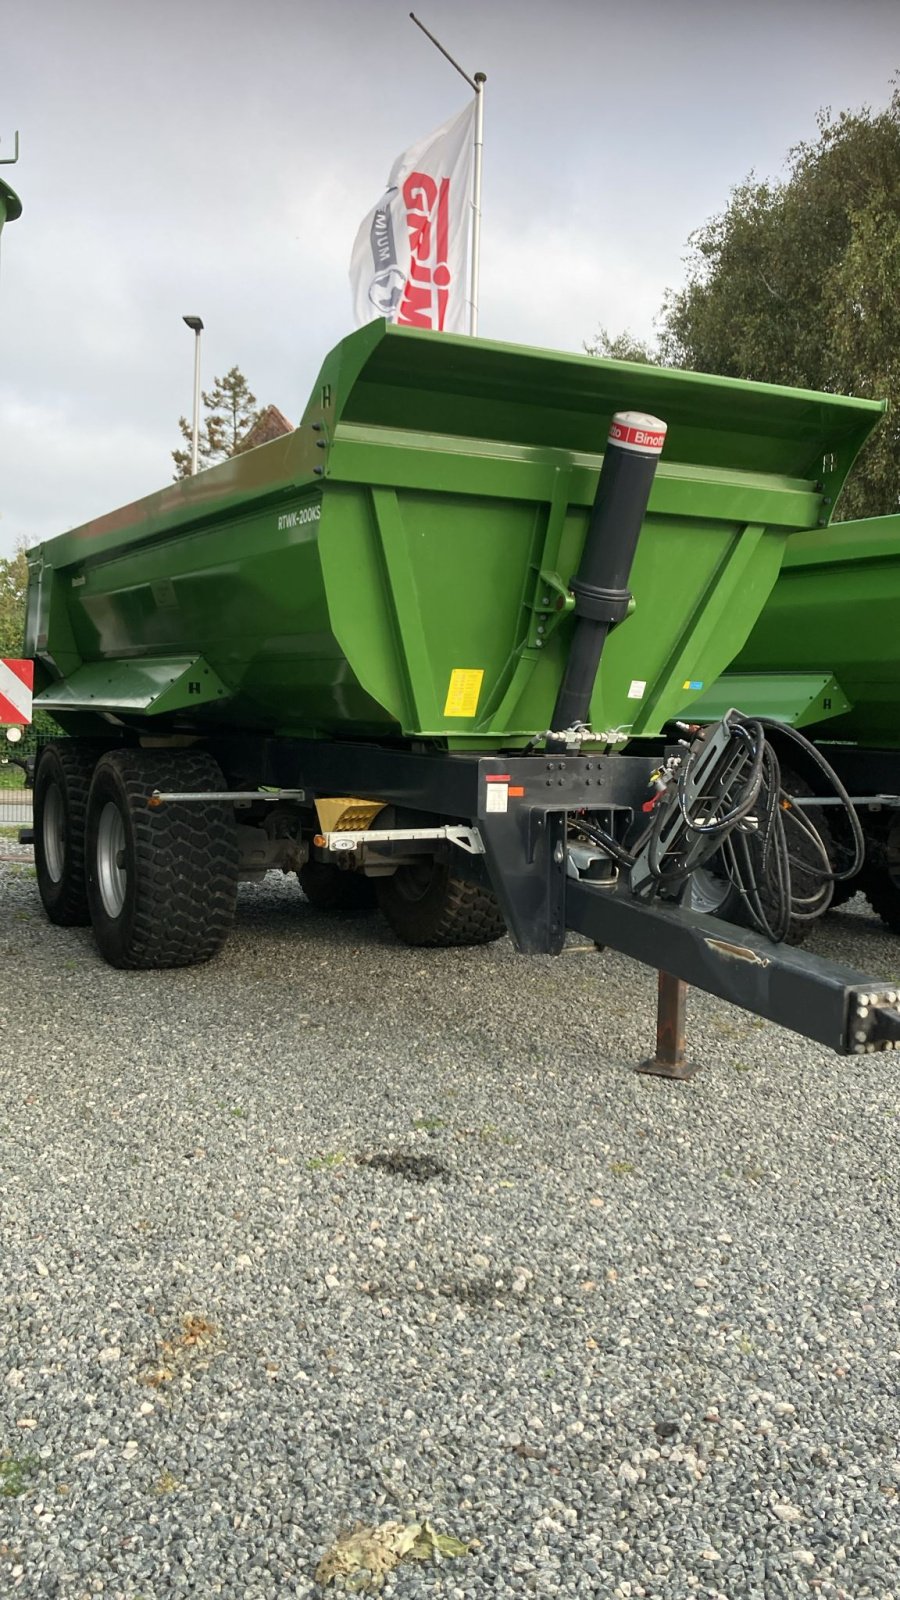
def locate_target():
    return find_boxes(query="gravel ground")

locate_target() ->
[0,863,898,1600]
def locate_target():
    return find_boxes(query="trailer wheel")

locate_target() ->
[34,740,99,926]
[685,768,832,945]
[685,863,740,922]
[829,877,862,910]
[85,750,239,969]
[824,807,863,908]
[861,822,900,932]
[299,860,377,911]
[376,856,507,947]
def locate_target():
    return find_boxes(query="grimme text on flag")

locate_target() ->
[349,100,476,335]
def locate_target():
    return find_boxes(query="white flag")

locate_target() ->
[349,100,476,334]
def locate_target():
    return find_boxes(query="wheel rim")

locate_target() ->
[43,782,66,883]
[96,800,127,918]
[687,865,733,917]
[391,858,437,904]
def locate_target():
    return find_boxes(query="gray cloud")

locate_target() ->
[2,0,897,554]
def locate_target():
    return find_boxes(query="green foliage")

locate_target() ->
[0,1452,39,1497]
[306,1151,347,1171]
[173,366,260,479]
[592,79,900,520]
[583,328,658,365]
[660,82,900,519]
[0,546,28,657]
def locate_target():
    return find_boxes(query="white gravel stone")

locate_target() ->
[773,1501,805,1523]
[0,869,897,1598]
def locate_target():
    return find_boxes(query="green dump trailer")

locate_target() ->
[722,512,900,748]
[27,322,881,749]
[688,511,900,931]
[22,322,900,1061]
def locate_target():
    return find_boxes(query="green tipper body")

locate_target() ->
[25,323,882,749]
[695,513,900,748]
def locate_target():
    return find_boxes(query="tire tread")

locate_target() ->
[861,834,900,932]
[378,866,506,948]
[87,750,238,969]
[34,740,98,926]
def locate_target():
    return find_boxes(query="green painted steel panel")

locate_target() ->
[729,513,900,748]
[685,672,852,729]
[25,322,884,749]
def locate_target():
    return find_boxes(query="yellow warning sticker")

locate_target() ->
[444,668,484,718]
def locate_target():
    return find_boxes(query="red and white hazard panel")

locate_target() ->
[0,658,34,725]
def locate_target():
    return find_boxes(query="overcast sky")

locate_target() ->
[1,0,898,557]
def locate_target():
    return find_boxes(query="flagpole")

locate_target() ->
[409,13,486,337]
[469,74,486,337]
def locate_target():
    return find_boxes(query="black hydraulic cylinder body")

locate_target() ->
[549,412,667,744]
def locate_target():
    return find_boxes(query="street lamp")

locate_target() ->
[182,315,204,475]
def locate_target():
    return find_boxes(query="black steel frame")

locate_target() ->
[212,734,900,1060]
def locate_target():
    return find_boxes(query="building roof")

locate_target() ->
[235,404,294,453]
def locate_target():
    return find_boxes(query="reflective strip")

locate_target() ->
[0,658,33,724]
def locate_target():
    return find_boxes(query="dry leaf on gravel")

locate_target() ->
[315,1518,469,1589]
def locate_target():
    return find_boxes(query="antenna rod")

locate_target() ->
[0,131,20,166]
[409,13,477,90]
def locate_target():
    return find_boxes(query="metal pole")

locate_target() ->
[469,74,486,338]
[635,971,699,1081]
[182,315,204,475]
[190,326,202,476]
[409,14,486,339]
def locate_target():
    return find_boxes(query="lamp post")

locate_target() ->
[182,315,204,475]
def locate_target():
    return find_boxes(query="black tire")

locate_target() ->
[85,749,239,969]
[34,740,98,926]
[685,852,818,944]
[824,806,863,909]
[376,856,506,947]
[829,877,862,910]
[685,768,832,946]
[299,860,377,911]
[861,821,900,932]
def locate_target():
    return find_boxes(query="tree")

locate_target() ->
[0,546,28,657]
[173,366,260,479]
[583,327,658,365]
[658,82,900,520]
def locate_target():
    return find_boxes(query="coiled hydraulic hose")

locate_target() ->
[577,714,866,943]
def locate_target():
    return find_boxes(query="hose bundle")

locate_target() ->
[577,714,865,943]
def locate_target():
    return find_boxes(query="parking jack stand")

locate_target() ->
[635,970,700,1081]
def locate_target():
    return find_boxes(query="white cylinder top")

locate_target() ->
[608,412,668,456]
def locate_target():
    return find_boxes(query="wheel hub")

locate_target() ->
[43,781,66,884]
[96,801,127,918]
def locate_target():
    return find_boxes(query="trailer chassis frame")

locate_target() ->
[208,735,900,1063]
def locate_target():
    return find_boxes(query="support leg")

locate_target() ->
[635,970,700,1081]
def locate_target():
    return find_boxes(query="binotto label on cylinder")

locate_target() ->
[608,418,667,455]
